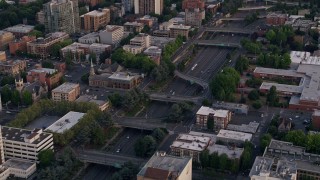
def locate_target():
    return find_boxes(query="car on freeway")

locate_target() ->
[116,148,121,153]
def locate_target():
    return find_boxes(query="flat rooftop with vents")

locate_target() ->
[45,111,86,133]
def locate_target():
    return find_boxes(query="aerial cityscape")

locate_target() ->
[0,0,320,179]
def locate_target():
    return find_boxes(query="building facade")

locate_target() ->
[5,24,34,39]
[51,82,80,101]
[182,0,205,27]
[80,8,110,32]
[266,12,288,26]
[9,36,36,55]
[27,32,69,59]
[43,0,80,34]
[0,60,26,75]
[0,31,14,50]
[169,24,191,39]
[134,0,163,15]
[124,22,144,33]
[26,67,63,90]
[1,126,53,161]
[99,25,124,48]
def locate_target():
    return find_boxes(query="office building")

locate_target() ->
[252,139,320,179]
[136,15,157,27]
[51,82,80,101]
[217,129,252,145]
[99,25,124,48]
[80,8,110,32]
[76,95,109,111]
[137,152,192,180]
[0,31,14,50]
[143,46,162,65]
[169,24,191,39]
[122,0,134,12]
[134,0,163,15]
[196,106,231,130]
[123,21,144,33]
[170,132,214,161]
[0,60,26,75]
[5,24,34,39]
[1,126,53,161]
[78,32,100,44]
[123,33,150,54]
[266,12,288,26]
[9,36,36,55]
[249,156,297,180]
[27,32,69,59]
[182,0,205,27]
[36,10,45,24]
[43,0,80,34]
[46,111,85,133]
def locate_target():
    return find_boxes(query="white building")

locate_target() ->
[143,46,162,57]
[99,25,124,48]
[123,33,150,54]
[217,129,252,145]
[1,126,53,161]
[76,95,109,111]
[123,45,144,54]
[78,32,100,44]
[2,159,37,179]
[45,111,86,133]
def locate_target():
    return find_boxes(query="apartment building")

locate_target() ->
[134,0,163,15]
[36,10,45,24]
[196,106,231,130]
[217,129,252,145]
[0,60,26,75]
[182,0,205,27]
[0,31,14,50]
[27,32,69,59]
[143,46,162,63]
[5,24,34,39]
[78,32,100,44]
[266,12,288,26]
[80,8,110,32]
[1,126,53,161]
[51,82,80,101]
[43,0,80,34]
[99,25,124,48]
[137,152,192,180]
[170,132,215,162]
[123,21,144,33]
[26,67,63,90]
[123,33,150,54]
[9,36,36,55]
[136,15,157,27]
[169,24,191,39]
[76,95,109,111]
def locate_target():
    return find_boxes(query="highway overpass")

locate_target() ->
[149,93,203,104]
[238,6,273,11]
[264,0,309,6]
[220,18,245,21]
[174,70,208,88]
[76,150,147,167]
[114,117,166,130]
[205,27,254,35]
[197,41,241,48]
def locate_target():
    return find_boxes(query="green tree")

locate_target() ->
[284,130,307,147]
[92,127,105,145]
[219,153,228,171]
[22,91,33,106]
[38,149,54,167]
[240,150,252,170]
[266,29,276,42]
[248,90,260,100]
[0,75,15,86]
[108,93,123,108]
[207,116,214,130]
[79,6,88,15]
[11,89,21,106]
[50,44,62,57]
[168,103,182,122]
[28,30,43,38]
[200,150,210,168]
[42,60,55,68]
[151,128,166,143]
[252,100,262,109]
[260,134,272,152]
[235,56,249,74]
[267,86,278,106]
[0,85,12,103]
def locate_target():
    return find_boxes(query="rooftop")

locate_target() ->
[1,126,52,144]
[196,106,229,118]
[290,51,311,64]
[0,60,25,66]
[105,25,123,32]
[78,32,99,40]
[5,24,34,33]
[170,133,212,152]
[76,95,108,106]
[212,101,249,112]
[226,122,260,134]
[3,159,35,171]
[217,129,252,142]
[254,67,305,78]
[144,46,162,55]
[170,24,191,30]
[207,144,244,159]
[267,12,288,18]
[124,21,144,27]
[45,111,86,133]
[29,68,57,75]
[52,82,79,93]
[108,72,137,81]
[82,9,108,17]
[137,153,191,178]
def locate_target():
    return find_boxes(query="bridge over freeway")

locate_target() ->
[264,0,309,6]
[174,70,208,89]
[114,117,166,130]
[220,16,266,21]
[238,6,273,11]
[205,27,254,35]
[149,93,203,104]
[197,40,241,48]
[76,149,147,167]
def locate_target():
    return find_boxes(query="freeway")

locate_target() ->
[174,70,208,88]
[149,93,203,104]
[197,41,241,48]
[113,117,166,130]
[76,149,147,167]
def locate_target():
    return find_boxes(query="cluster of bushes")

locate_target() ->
[168,102,193,122]
[108,88,149,111]
[9,99,113,146]
[241,39,262,54]
[257,53,291,69]
[134,128,167,158]
[111,162,140,180]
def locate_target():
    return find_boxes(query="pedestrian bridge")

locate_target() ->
[76,150,147,167]
[114,117,166,130]
[174,70,208,89]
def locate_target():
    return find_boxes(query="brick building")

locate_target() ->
[134,0,163,15]
[196,106,232,130]
[51,82,80,102]
[9,36,36,55]
[0,31,14,50]
[26,67,63,90]
[80,8,110,32]
[0,60,26,75]
[182,0,205,27]
[5,24,34,39]
[266,12,288,26]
